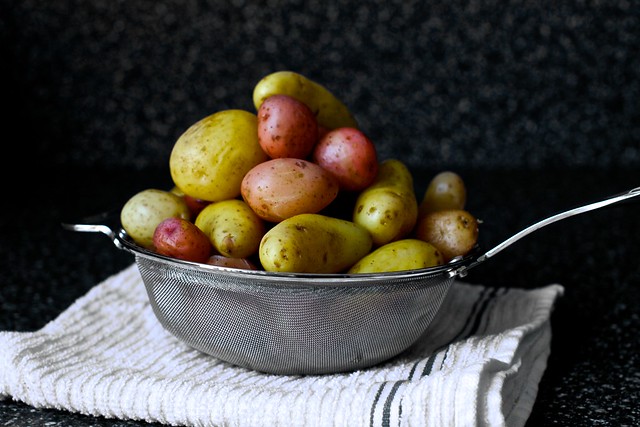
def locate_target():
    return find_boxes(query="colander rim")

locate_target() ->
[116,228,474,285]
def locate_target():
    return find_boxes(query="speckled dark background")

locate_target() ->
[3,0,640,172]
[1,0,639,426]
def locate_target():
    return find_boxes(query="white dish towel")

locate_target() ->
[0,264,563,427]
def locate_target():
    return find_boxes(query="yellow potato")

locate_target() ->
[252,70,358,130]
[259,213,372,273]
[120,188,191,249]
[415,209,479,262]
[352,159,418,246]
[169,109,268,202]
[348,239,444,274]
[418,171,467,217]
[194,199,265,259]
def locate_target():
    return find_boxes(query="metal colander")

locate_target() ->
[63,186,639,375]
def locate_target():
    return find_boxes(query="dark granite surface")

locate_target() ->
[1,0,639,425]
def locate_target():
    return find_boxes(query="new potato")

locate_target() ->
[169,109,268,202]
[353,159,418,246]
[348,239,444,274]
[152,217,212,263]
[120,188,191,249]
[253,71,358,130]
[206,255,259,270]
[257,94,319,159]
[415,209,479,262]
[259,213,372,273]
[194,199,265,259]
[419,171,467,217]
[241,158,339,222]
[312,127,378,191]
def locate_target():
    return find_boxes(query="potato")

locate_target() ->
[253,70,358,130]
[241,158,339,222]
[257,94,319,159]
[169,109,268,202]
[415,209,479,262]
[352,159,418,246]
[418,171,466,217]
[194,199,265,259]
[312,127,378,191]
[348,239,443,274]
[170,185,211,220]
[206,255,259,270]
[152,217,212,263]
[259,213,372,273]
[120,188,191,249]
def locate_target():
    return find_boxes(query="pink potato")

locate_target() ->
[257,94,319,159]
[312,127,378,191]
[152,217,212,263]
[206,255,259,270]
[241,158,339,222]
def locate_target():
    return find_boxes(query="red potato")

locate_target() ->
[257,94,319,159]
[152,217,212,263]
[241,158,339,222]
[206,255,259,270]
[317,124,330,140]
[183,194,211,220]
[170,185,211,220]
[312,127,378,191]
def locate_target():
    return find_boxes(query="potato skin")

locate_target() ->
[418,171,467,218]
[170,185,211,220]
[312,127,378,191]
[241,158,339,222]
[194,199,265,259]
[152,217,212,263]
[259,213,372,273]
[120,188,191,249]
[352,159,418,246]
[415,209,479,262]
[257,94,319,159]
[169,109,268,202]
[348,239,443,274]
[253,71,358,130]
[206,255,259,270]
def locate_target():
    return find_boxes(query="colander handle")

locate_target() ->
[451,186,640,278]
[61,208,128,251]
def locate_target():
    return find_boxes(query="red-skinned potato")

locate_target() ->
[206,255,259,270]
[241,158,339,222]
[152,217,212,263]
[170,185,211,220]
[312,127,378,191]
[183,194,211,219]
[257,94,319,159]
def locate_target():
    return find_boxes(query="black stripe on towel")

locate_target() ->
[370,382,386,427]
[381,381,404,427]
[450,286,500,344]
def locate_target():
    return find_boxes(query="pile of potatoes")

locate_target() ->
[120,71,479,274]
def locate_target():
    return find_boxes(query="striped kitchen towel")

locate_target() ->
[0,264,563,427]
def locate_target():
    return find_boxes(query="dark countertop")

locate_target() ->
[1,166,639,426]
